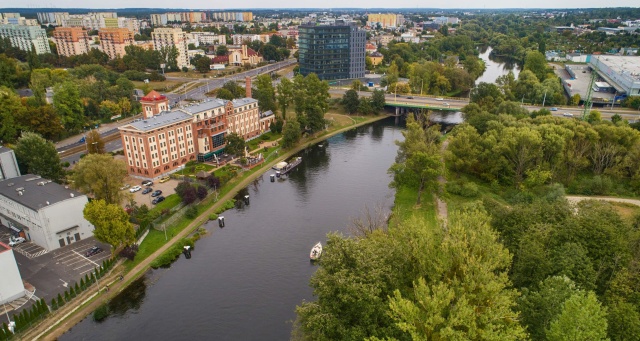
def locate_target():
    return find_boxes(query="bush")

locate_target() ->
[150,238,196,268]
[185,205,198,219]
[215,199,236,214]
[93,304,109,322]
[208,213,218,221]
[572,175,613,195]
[446,180,479,198]
[119,244,139,260]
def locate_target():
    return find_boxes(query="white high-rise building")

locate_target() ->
[0,25,51,54]
[152,27,190,69]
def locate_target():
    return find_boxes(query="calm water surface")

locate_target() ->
[61,118,403,341]
[475,47,521,85]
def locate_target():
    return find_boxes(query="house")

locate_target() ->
[369,51,384,66]
[228,45,263,66]
[0,174,94,250]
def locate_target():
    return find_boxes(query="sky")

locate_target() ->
[1,0,639,10]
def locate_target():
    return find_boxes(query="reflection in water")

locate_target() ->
[288,143,331,201]
[476,46,520,85]
[105,276,147,318]
[234,187,250,209]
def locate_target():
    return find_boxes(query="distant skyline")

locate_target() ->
[0,0,639,10]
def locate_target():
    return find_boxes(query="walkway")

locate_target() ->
[435,140,450,229]
[566,195,640,207]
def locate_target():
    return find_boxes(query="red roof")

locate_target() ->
[141,90,167,102]
[212,55,229,63]
[246,47,259,57]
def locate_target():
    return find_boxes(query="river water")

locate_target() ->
[475,46,520,85]
[61,118,403,341]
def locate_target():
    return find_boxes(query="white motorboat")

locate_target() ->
[310,242,322,261]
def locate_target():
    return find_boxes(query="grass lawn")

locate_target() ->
[391,187,438,227]
[150,194,181,213]
[132,80,185,93]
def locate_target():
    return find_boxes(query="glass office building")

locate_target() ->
[298,22,365,80]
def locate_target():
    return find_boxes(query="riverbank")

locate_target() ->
[26,113,389,341]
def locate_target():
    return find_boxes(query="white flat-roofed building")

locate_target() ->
[589,55,640,97]
[0,241,24,304]
[0,175,94,251]
[0,25,50,54]
[0,146,20,181]
[152,27,190,69]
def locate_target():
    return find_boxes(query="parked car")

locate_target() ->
[142,180,153,186]
[151,190,163,197]
[120,184,130,190]
[159,176,170,183]
[8,236,25,247]
[563,112,574,117]
[85,246,103,257]
[550,107,559,111]
[130,186,142,193]
[152,196,165,205]
[142,187,153,194]
[406,96,414,99]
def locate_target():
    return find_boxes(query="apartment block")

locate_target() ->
[367,13,405,28]
[152,27,190,68]
[190,32,226,46]
[53,27,91,57]
[0,25,51,54]
[209,11,253,22]
[98,28,134,59]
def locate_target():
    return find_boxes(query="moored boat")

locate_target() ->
[310,242,322,261]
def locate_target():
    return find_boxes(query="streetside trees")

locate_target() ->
[53,81,85,134]
[83,199,135,250]
[254,74,276,113]
[17,105,63,141]
[195,56,211,73]
[14,132,64,182]
[370,89,386,113]
[85,129,105,154]
[71,154,127,205]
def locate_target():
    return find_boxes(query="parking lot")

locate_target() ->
[1,224,111,306]
[122,177,178,207]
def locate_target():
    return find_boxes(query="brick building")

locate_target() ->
[98,28,134,59]
[53,27,91,57]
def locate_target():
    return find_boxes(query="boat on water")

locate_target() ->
[272,157,302,175]
[310,242,322,261]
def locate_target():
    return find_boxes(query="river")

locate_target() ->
[475,46,520,85]
[61,118,403,341]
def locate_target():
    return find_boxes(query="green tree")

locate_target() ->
[195,56,211,73]
[14,132,64,181]
[0,54,20,89]
[224,132,246,156]
[524,50,550,82]
[492,126,543,185]
[281,118,301,149]
[0,86,25,143]
[216,88,235,100]
[70,154,127,205]
[53,81,85,134]
[371,89,386,113]
[254,74,276,112]
[470,82,504,110]
[18,105,63,141]
[342,89,360,114]
[547,291,608,341]
[276,77,294,119]
[216,45,228,56]
[83,199,135,249]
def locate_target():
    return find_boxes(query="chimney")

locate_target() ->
[245,76,252,98]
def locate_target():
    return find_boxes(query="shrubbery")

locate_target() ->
[446,180,479,197]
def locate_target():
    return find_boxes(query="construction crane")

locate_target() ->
[581,65,598,121]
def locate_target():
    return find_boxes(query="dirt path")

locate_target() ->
[435,140,450,229]
[566,195,640,207]
[24,114,388,341]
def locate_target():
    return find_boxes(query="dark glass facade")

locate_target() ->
[298,23,366,80]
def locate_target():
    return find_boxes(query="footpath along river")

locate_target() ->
[61,117,404,341]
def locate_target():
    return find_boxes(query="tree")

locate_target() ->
[492,126,543,185]
[175,181,197,204]
[0,86,25,143]
[224,132,245,156]
[70,154,127,205]
[53,81,85,134]
[254,74,276,112]
[524,50,550,82]
[195,56,211,73]
[281,118,301,149]
[276,77,294,119]
[86,129,105,154]
[216,45,228,56]
[83,199,135,249]
[18,105,63,141]
[342,89,360,114]
[216,88,235,100]
[470,82,504,110]
[14,132,64,181]
[371,89,386,113]
[547,291,608,341]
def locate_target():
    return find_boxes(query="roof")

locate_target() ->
[0,146,14,154]
[140,90,167,102]
[366,43,376,50]
[121,110,192,132]
[370,51,383,57]
[231,98,258,106]
[0,174,84,211]
[211,55,229,63]
[0,241,8,253]
[246,47,259,57]
[180,99,228,114]
[260,110,274,118]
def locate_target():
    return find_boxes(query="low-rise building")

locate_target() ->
[0,175,94,250]
[0,242,24,304]
[227,45,263,66]
[0,146,20,181]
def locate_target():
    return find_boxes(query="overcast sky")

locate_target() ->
[1,0,638,9]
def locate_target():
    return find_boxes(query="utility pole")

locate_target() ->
[542,90,547,107]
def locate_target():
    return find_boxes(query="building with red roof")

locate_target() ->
[140,90,169,119]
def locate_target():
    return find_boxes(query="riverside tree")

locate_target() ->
[83,199,135,249]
